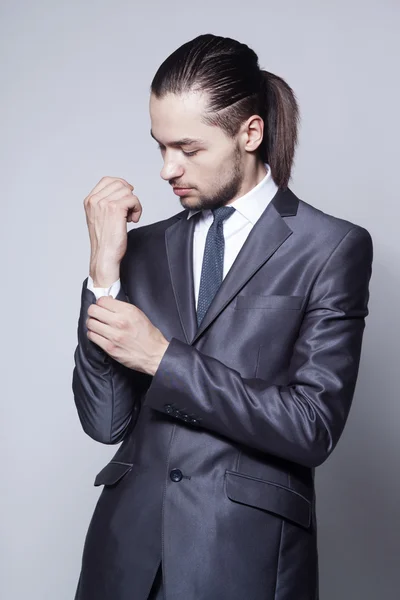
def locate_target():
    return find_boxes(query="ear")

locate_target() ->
[242,115,264,153]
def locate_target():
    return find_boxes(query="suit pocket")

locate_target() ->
[225,470,311,528]
[234,294,304,310]
[94,461,133,486]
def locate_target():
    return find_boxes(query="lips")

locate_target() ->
[173,187,193,196]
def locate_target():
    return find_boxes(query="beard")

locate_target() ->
[179,143,244,211]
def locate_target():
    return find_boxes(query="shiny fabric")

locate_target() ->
[72,187,373,600]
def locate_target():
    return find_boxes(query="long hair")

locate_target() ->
[151,34,300,189]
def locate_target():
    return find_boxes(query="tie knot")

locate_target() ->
[211,205,235,226]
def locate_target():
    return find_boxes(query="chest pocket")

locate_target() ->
[234,294,304,310]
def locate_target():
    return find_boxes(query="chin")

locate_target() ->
[181,196,199,209]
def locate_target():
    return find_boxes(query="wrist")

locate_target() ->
[90,267,120,288]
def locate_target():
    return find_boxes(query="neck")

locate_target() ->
[225,160,268,205]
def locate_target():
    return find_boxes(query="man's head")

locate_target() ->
[149,90,264,211]
[149,34,300,210]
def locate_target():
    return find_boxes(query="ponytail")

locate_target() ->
[260,70,300,189]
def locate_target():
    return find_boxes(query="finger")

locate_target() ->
[93,297,141,321]
[118,195,142,215]
[87,329,110,352]
[127,200,143,222]
[88,301,115,322]
[87,176,134,198]
[95,295,127,314]
[94,193,142,219]
[89,180,132,202]
[91,177,134,196]
[94,187,135,205]
[87,316,114,340]
[86,303,114,326]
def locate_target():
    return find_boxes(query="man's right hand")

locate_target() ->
[84,176,142,287]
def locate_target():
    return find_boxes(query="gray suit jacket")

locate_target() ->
[72,187,373,600]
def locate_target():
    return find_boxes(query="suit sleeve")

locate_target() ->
[72,276,151,444]
[144,226,373,468]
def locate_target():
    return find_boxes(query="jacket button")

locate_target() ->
[170,468,183,482]
[164,404,173,414]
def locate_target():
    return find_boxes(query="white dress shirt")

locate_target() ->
[87,164,279,306]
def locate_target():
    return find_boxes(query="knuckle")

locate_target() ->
[113,332,123,344]
[115,318,126,329]
[105,340,115,354]
[108,200,119,210]
[97,197,110,209]
[120,178,133,188]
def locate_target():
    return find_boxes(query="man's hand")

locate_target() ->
[84,176,143,287]
[86,296,169,376]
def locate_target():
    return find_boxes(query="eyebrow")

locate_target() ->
[150,129,204,147]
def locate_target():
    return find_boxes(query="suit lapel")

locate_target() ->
[165,187,299,345]
[165,211,198,344]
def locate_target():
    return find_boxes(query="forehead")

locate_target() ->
[149,91,214,142]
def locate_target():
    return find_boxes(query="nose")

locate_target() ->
[160,153,184,181]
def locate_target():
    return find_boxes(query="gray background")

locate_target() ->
[2,1,399,598]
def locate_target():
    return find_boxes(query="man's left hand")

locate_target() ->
[86,296,169,376]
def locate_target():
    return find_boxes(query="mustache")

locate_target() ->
[170,182,194,188]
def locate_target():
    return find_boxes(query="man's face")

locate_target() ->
[149,90,246,211]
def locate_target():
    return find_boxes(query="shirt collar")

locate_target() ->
[186,164,278,225]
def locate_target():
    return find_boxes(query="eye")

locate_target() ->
[182,150,198,157]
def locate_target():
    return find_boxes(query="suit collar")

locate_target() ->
[271,186,299,216]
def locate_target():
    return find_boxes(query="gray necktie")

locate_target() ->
[196,205,236,327]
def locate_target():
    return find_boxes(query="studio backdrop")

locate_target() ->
[2,1,399,599]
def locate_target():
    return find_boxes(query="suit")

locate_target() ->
[72,183,373,600]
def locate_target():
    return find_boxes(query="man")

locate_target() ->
[72,33,373,600]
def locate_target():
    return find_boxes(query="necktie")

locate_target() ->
[196,205,236,327]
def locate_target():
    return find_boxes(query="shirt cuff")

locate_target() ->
[87,274,121,300]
